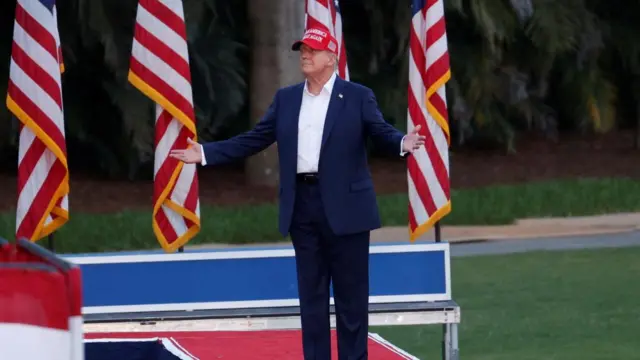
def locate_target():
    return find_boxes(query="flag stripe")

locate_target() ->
[134,25,190,81]
[131,41,193,107]
[407,0,451,241]
[140,0,187,40]
[407,88,449,199]
[408,155,438,216]
[15,144,55,234]
[10,41,62,109]
[154,208,178,240]
[129,57,194,127]
[9,0,68,242]
[130,0,200,252]
[408,205,418,233]
[14,2,58,61]
[7,82,65,151]
[135,5,189,63]
[154,109,177,175]
[16,131,46,195]
[11,21,59,87]
[154,118,183,194]
[407,50,449,164]
[16,160,66,240]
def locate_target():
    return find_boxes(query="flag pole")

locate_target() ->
[434,222,441,243]
[47,233,55,252]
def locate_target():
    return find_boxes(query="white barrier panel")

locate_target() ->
[67,242,452,316]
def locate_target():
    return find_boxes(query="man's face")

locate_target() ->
[299,44,333,75]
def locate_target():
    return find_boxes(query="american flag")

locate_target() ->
[128,0,200,252]
[407,0,451,241]
[7,0,69,242]
[305,0,349,80]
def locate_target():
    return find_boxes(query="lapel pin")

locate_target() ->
[338,93,343,98]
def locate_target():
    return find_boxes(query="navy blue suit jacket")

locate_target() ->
[202,76,405,237]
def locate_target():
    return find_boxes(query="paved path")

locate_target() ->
[371,212,640,244]
[450,230,640,257]
[186,213,640,256]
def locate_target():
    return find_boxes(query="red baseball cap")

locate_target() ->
[292,27,338,55]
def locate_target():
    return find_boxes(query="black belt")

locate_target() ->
[296,173,319,184]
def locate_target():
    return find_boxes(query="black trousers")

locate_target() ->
[290,180,370,360]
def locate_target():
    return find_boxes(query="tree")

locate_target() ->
[245,0,304,187]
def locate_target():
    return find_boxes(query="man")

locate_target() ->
[170,27,425,360]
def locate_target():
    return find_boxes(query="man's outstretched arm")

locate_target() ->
[171,92,279,166]
[361,87,424,156]
[202,91,279,165]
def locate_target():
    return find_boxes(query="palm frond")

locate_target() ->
[467,0,520,52]
[524,0,588,55]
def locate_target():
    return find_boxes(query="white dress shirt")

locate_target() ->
[296,72,336,173]
[201,72,406,167]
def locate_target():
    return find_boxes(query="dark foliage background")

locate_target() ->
[0,0,638,180]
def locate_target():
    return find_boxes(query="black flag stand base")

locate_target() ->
[434,221,442,243]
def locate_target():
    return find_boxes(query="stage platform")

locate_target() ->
[66,242,460,359]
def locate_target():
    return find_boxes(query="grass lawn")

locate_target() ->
[373,246,640,360]
[0,177,639,253]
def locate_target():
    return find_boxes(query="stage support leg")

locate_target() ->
[442,323,459,360]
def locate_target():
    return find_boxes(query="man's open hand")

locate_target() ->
[402,125,426,153]
[169,138,202,164]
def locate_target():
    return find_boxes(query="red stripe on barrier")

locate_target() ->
[0,265,69,330]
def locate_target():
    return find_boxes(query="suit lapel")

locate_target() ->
[320,76,345,151]
[289,82,304,130]
[288,82,304,162]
